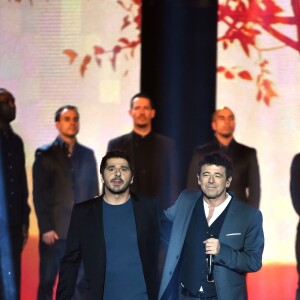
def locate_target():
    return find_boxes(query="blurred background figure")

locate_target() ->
[32,105,99,300]
[0,88,30,300]
[107,93,179,209]
[290,154,300,300]
[187,106,260,209]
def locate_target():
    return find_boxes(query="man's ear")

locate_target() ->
[150,109,156,119]
[226,177,232,187]
[211,121,216,131]
[130,176,134,184]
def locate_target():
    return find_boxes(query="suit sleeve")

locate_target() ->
[32,151,54,234]
[214,209,264,273]
[186,150,201,190]
[247,149,261,209]
[90,151,100,196]
[19,139,30,231]
[56,205,82,300]
[291,154,300,215]
[160,196,181,245]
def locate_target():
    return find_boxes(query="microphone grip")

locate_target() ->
[207,234,215,282]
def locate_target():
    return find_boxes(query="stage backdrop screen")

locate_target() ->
[0,0,141,236]
[217,0,300,264]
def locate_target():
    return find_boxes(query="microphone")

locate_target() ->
[207,234,214,282]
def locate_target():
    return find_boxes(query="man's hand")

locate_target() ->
[204,237,220,255]
[42,230,59,245]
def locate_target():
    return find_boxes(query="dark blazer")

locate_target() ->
[0,127,30,230]
[187,139,260,208]
[108,131,179,209]
[56,194,160,300]
[159,190,264,300]
[32,137,99,239]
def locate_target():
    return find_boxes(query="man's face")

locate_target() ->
[0,92,16,124]
[55,108,79,139]
[102,157,133,194]
[129,97,155,128]
[197,164,232,202]
[212,108,235,138]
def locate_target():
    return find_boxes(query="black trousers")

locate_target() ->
[0,229,23,300]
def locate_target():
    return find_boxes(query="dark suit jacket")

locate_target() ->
[32,137,99,239]
[0,127,30,231]
[159,190,264,300]
[290,153,300,216]
[108,131,179,209]
[187,139,260,208]
[56,194,160,300]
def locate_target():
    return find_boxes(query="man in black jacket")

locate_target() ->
[0,88,30,300]
[56,150,160,300]
[33,105,99,300]
[107,93,179,209]
[187,106,260,209]
[290,155,300,299]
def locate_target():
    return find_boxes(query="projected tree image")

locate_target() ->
[218,0,300,105]
[63,0,141,77]
[9,0,300,106]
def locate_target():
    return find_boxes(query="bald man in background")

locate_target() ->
[187,107,260,209]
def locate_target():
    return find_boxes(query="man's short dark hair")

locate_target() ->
[55,105,79,122]
[130,92,154,109]
[100,150,134,176]
[0,88,15,101]
[198,151,233,179]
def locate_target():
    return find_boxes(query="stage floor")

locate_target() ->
[21,236,297,300]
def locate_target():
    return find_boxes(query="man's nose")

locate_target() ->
[208,176,215,183]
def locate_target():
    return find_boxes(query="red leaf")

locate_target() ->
[224,70,234,79]
[63,49,78,64]
[117,0,127,10]
[121,16,131,30]
[95,57,101,67]
[238,70,253,80]
[94,46,105,55]
[217,66,226,72]
[111,46,121,70]
[119,38,130,45]
[113,45,122,54]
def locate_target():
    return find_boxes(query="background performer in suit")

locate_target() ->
[290,154,300,300]
[0,88,30,300]
[159,151,264,300]
[56,150,160,300]
[107,92,178,209]
[33,105,99,300]
[187,106,260,209]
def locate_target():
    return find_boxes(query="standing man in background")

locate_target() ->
[290,154,300,300]
[0,88,30,300]
[187,106,260,209]
[107,93,179,209]
[33,105,99,300]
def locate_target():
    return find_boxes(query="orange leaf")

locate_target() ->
[63,49,78,64]
[80,55,91,77]
[238,70,253,80]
